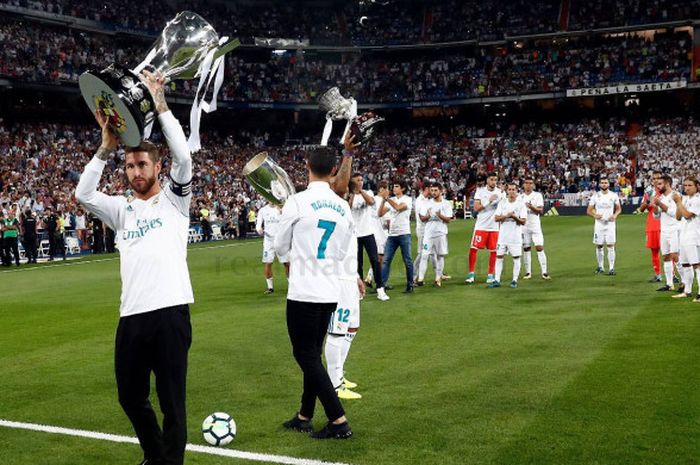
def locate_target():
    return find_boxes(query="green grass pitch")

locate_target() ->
[1,216,699,465]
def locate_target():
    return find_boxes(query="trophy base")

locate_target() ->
[79,64,155,147]
[350,112,385,146]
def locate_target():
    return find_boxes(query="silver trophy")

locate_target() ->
[318,87,357,146]
[242,152,296,206]
[318,86,384,147]
[78,11,239,148]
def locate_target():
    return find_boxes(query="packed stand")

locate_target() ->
[4,0,700,46]
[569,0,700,31]
[2,116,670,245]
[428,0,559,42]
[0,16,691,102]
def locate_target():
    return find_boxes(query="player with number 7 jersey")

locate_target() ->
[275,184,355,303]
[274,145,356,440]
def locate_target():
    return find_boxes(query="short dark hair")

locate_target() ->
[378,180,389,190]
[126,140,160,163]
[486,172,498,179]
[348,178,357,192]
[352,172,363,178]
[661,174,673,186]
[430,181,442,189]
[305,145,337,177]
[652,170,663,176]
[393,179,409,192]
[524,176,535,182]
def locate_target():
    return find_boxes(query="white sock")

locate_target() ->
[265,277,273,289]
[537,250,548,274]
[695,268,700,295]
[324,335,344,389]
[596,248,604,269]
[495,257,504,283]
[339,332,356,379]
[664,261,674,287]
[523,250,531,274]
[607,247,616,270]
[512,257,521,282]
[366,268,373,282]
[436,256,445,278]
[430,252,437,272]
[418,252,429,281]
[682,266,693,293]
[413,238,423,278]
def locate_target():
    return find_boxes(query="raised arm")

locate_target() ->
[141,70,192,213]
[75,110,124,231]
[330,133,359,197]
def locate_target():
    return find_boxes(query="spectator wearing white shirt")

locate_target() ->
[378,179,415,293]
[349,173,389,302]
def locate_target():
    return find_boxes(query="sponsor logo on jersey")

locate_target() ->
[122,218,164,240]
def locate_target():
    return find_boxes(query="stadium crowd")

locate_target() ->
[3,115,697,253]
[3,0,700,45]
[0,16,691,103]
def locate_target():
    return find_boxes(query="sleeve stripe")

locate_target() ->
[169,176,192,197]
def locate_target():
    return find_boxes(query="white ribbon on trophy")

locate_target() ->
[319,87,357,146]
[187,36,228,153]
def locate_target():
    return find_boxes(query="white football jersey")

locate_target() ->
[474,186,504,232]
[76,111,194,317]
[350,190,375,238]
[519,191,544,232]
[341,230,359,281]
[658,191,680,233]
[274,181,354,303]
[588,190,620,227]
[420,198,453,239]
[371,194,389,235]
[681,193,700,245]
[495,198,527,245]
[384,195,413,236]
[256,204,281,238]
[414,193,431,235]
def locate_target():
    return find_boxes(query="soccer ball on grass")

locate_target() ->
[202,412,236,446]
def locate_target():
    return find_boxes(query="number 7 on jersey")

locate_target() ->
[316,220,337,259]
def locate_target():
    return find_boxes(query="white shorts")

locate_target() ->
[373,228,387,255]
[660,230,680,256]
[593,226,616,245]
[422,235,448,256]
[522,229,544,247]
[679,243,700,264]
[496,242,522,257]
[328,279,360,335]
[262,238,288,264]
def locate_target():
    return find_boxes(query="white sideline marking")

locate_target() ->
[0,240,261,274]
[0,419,353,465]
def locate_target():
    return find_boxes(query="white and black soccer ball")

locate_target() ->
[202,412,236,446]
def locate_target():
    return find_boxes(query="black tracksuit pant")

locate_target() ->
[3,236,19,265]
[115,305,192,465]
[286,299,345,422]
[357,234,383,288]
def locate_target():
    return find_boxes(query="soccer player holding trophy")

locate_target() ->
[75,12,236,464]
[75,40,204,465]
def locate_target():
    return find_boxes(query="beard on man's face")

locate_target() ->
[129,174,157,195]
